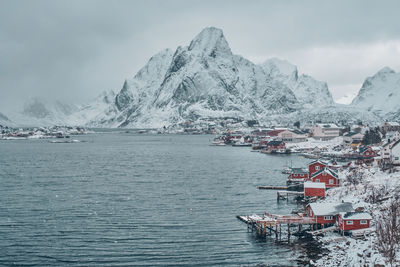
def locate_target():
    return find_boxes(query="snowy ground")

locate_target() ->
[313,167,400,266]
[286,137,344,152]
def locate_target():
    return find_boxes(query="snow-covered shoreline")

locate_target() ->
[314,167,400,266]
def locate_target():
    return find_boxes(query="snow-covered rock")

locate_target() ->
[351,67,400,117]
[261,58,334,108]
[72,27,338,128]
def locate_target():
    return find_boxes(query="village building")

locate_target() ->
[266,140,286,151]
[304,182,325,197]
[338,212,372,233]
[307,202,354,227]
[267,129,286,137]
[390,139,400,165]
[350,140,362,149]
[308,159,329,177]
[288,168,309,183]
[359,146,378,159]
[277,129,308,142]
[311,123,341,140]
[385,130,400,143]
[343,132,364,145]
[309,167,339,188]
[381,121,400,132]
[351,124,370,134]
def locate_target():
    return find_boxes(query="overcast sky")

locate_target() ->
[1,0,400,111]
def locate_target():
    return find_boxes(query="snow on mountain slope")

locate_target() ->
[7,98,79,126]
[351,67,400,115]
[85,27,313,128]
[261,58,334,108]
[0,112,12,126]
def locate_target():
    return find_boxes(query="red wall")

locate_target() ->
[304,187,325,197]
[308,162,327,177]
[339,219,370,231]
[311,172,339,188]
[307,206,336,224]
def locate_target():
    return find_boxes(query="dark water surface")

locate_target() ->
[0,133,311,266]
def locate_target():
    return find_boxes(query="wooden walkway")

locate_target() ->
[237,212,316,239]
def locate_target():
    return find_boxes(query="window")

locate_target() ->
[360,220,367,224]
[395,157,399,160]
[329,179,334,184]
[315,166,320,170]
[346,220,353,225]
[324,216,332,220]
[316,179,320,182]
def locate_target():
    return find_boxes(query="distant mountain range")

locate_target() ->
[2,27,400,127]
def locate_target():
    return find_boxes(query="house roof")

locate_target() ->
[267,129,285,136]
[344,131,359,137]
[359,146,372,153]
[268,140,284,146]
[308,202,354,216]
[351,140,362,144]
[316,123,340,129]
[308,159,328,166]
[292,129,307,135]
[311,167,338,179]
[304,181,326,189]
[340,212,372,220]
[391,139,400,148]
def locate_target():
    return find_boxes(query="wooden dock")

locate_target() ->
[257,185,288,190]
[237,212,316,240]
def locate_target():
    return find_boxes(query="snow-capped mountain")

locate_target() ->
[351,67,400,117]
[6,98,79,126]
[76,27,336,128]
[261,58,334,108]
[0,112,11,126]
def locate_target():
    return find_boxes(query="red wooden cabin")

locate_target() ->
[309,167,339,188]
[308,160,328,177]
[304,181,325,197]
[338,212,372,232]
[307,202,354,227]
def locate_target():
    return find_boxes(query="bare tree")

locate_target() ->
[376,197,400,266]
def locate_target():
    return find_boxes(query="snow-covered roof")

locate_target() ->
[308,202,354,216]
[339,212,372,220]
[311,167,338,179]
[304,181,325,189]
[315,123,340,129]
[308,159,328,166]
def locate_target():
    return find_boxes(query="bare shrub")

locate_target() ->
[376,198,400,266]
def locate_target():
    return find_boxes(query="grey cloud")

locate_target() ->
[1,0,400,111]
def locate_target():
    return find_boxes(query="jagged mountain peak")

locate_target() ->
[351,66,400,115]
[376,66,395,75]
[188,27,231,56]
[261,57,298,77]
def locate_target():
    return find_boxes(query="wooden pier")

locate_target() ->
[237,212,316,240]
[257,185,288,190]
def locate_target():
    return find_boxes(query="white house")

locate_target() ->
[311,124,341,140]
[277,129,308,142]
[343,132,364,145]
[385,131,400,143]
[391,140,400,165]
